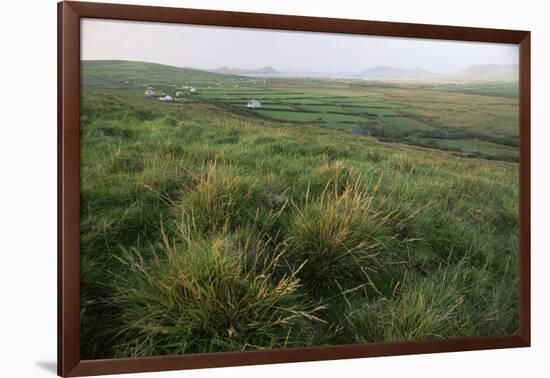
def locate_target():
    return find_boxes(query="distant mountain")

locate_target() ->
[208,66,279,75]
[356,64,519,82]
[357,66,437,80]
[450,64,518,82]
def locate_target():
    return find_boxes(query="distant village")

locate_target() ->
[144,83,262,108]
[144,85,197,102]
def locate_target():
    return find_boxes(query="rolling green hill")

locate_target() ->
[81,60,237,88]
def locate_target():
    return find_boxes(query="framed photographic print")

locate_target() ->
[58,1,530,376]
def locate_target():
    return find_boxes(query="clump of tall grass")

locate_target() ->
[110,227,323,357]
[319,160,359,194]
[177,162,258,234]
[344,262,475,343]
[136,152,192,201]
[284,176,399,296]
[177,162,286,236]
[297,159,361,197]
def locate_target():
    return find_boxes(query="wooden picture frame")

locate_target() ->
[58,1,531,376]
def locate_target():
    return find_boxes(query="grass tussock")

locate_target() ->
[285,176,400,296]
[176,162,286,235]
[177,162,258,234]
[111,228,323,357]
[344,263,474,342]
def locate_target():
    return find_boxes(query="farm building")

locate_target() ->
[144,89,156,96]
[189,87,197,93]
[247,99,262,109]
[175,91,183,96]
[159,94,173,101]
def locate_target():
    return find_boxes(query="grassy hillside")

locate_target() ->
[80,85,519,359]
[82,60,236,88]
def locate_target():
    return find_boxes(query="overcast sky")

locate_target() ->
[82,19,518,74]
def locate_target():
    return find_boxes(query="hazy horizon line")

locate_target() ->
[82,19,519,74]
[82,58,519,75]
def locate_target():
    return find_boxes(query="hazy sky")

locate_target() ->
[82,19,518,74]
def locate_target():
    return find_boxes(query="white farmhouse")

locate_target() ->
[159,94,173,101]
[145,89,156,96]
[189,87,197,93]
[247,99,262,109]
[175,90,183,96]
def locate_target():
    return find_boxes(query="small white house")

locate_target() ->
[145,89,156,96]
[189,87,197,93]
[175,91,183,96]
[159,94,173,101]
[247,99,262,109]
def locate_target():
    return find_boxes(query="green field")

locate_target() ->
[83,61,519,161]
[199,84,519,161]
[80,61,519,359]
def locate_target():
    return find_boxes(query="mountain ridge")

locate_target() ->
[357,64,518,81]
[81,60,519,83]
[450,64,518,81]
[357,66,437,79]
[207,66,279,75]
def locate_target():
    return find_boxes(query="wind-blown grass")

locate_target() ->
[285,176,400,296]
[110,228,323,357]
[343,261,476,342]
[80,88,519,359]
